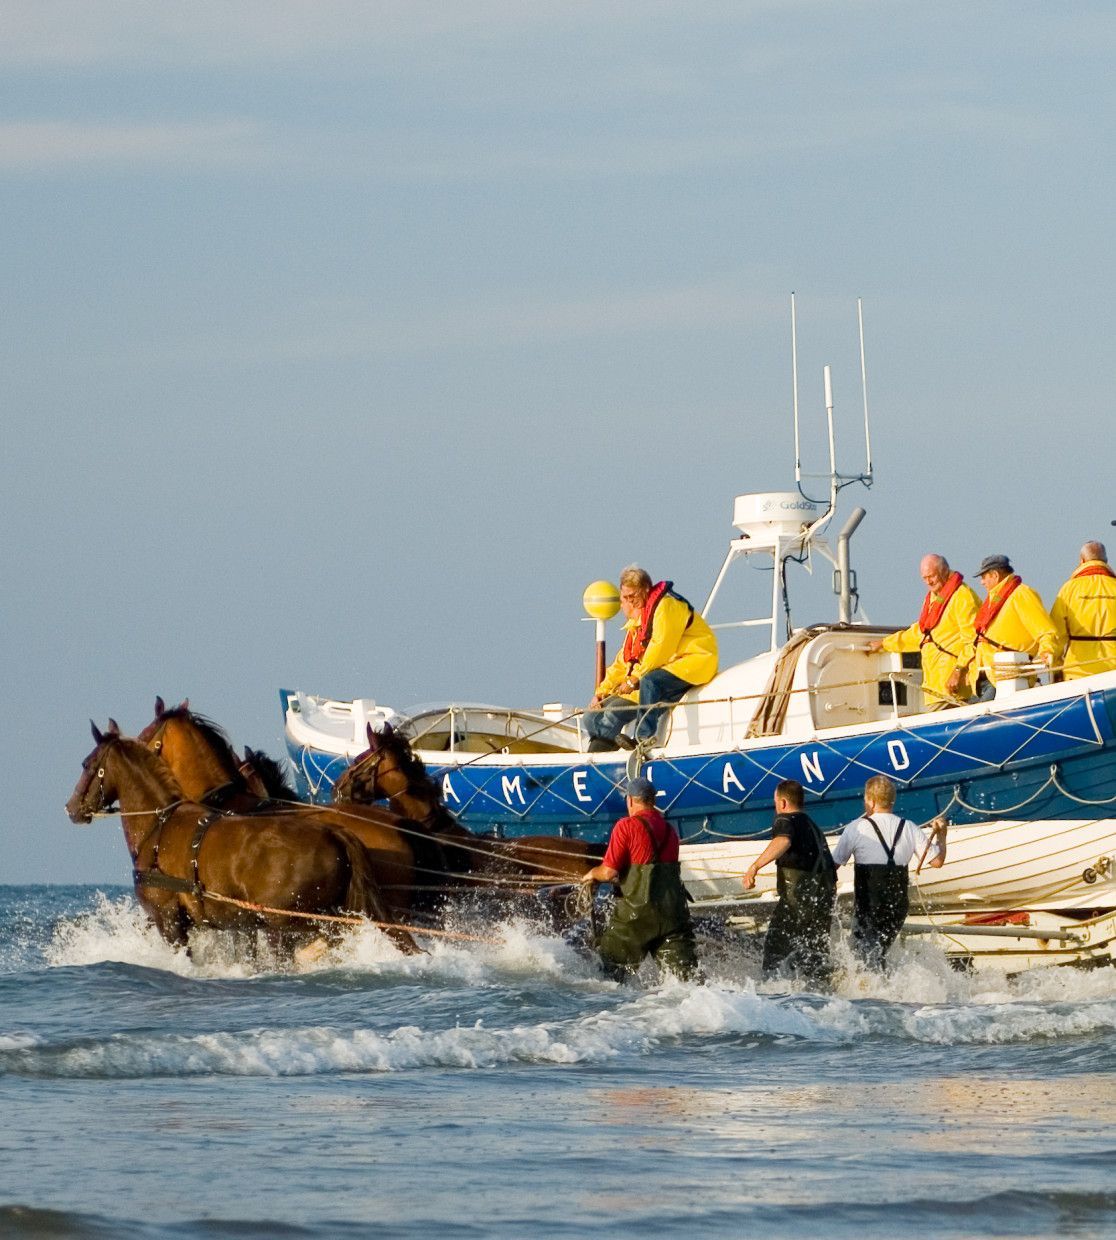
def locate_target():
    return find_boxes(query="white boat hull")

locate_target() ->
[682,818,1116,914]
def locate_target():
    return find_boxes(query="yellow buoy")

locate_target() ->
[583,580,620,620]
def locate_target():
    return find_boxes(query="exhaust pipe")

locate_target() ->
[836,507,866,623]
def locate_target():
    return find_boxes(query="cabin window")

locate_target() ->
[879,681,908,707]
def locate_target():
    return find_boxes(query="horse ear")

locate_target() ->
[106,718,121,736]
[179,698,189,711]
[244,746,256,762]
[383,720,395,738]
[154,696,165,717]
[91,720,104,745]
[367,724,381,752]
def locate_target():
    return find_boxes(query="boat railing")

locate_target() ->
[386,653,1098,761]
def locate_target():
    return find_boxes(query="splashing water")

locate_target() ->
[6,885,1116,1238]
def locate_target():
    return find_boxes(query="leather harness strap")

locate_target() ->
[133,808,222,899]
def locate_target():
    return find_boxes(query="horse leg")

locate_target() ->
[159,903,192,954]
[336,831,423,954]
[293,935,331,967]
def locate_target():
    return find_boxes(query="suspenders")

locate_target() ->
[863,815,906,867]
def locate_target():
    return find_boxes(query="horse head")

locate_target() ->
[137,697,189,750]
[66,719,124,823]
[332,722,417,806]
[136,699,239,801]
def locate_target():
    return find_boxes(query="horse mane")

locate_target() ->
[245,747,299,801]
[155,705,242,777]
[388,729,440,799]
[116,737,186,801]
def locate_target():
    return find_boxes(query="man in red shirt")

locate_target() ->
[580,776,699,981]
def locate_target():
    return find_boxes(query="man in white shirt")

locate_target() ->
[831,775,947,970]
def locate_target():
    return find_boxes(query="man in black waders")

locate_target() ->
[579,776,699,982]
[740,778,837,985]
[831,775,947,970]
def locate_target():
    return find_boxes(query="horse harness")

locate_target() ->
[132,805,224,899]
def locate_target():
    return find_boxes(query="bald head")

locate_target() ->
[920,554,950,590]
[1081,541,1108,564]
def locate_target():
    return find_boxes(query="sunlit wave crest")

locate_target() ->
[20,891,1116,1078]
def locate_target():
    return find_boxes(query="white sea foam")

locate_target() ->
[896,998,1116,1044]
[10,961,1115,1078]
[45,892,195,974]
[43,892,612,987]
[43,892,264,979]
[5,981,851,1078]
[35,891,1116,1063]
[0,1033,39,1051]
[300,915,612,988]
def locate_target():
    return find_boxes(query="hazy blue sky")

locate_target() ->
[3,2,1114,883]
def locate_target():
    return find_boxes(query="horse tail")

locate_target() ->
[337,828,422,955]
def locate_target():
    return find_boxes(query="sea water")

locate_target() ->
[2,885,1116,1239]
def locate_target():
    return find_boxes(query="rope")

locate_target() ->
[213,784,600,876]
[90,801,595,892]
[903,805,1116,956]
[196,889,502,944]
[97,752,1116,890]
[94,780,599,880]
[405,683,1107,830]
[295,661,1110,816]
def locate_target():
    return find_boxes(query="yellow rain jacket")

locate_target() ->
[958,577,1059,685]
[1051,561,1116,680]
[880,579,980,706]
[597,592,719,702]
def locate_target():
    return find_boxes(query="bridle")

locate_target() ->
[341,746,387,792]
[79,747,115,818]
[139,716,170,757]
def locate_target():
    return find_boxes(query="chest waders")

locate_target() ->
[762,819,837,984]
[852,817,910,969]
[596,817,698,981]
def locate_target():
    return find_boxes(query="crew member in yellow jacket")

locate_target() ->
[583,565,718,751]
[868,554,979,708]
[1051,541,1116,680]
[948,555,1059,701]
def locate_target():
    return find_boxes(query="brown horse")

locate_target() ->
[333,723,605,906]
[137,697,296,812]
[137,699,446,919]
[66,722,418,956]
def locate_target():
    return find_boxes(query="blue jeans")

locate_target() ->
[971,674,997,703]
[583,668,693,745]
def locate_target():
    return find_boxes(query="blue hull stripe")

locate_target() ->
[286,688,1116,844]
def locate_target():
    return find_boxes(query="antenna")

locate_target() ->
[791,291,801,483]
[824,363,837,518]
[858,297,873,483]
[791,294,875,517]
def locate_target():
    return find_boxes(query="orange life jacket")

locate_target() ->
[919,571,963,637]
[622,580,693,668]
[974,574,1023,652]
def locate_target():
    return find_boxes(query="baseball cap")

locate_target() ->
[626,776,657,801]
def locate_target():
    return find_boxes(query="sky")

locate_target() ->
[3,1,1114,883]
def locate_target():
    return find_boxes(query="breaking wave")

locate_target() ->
[0,890,1112,1083]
